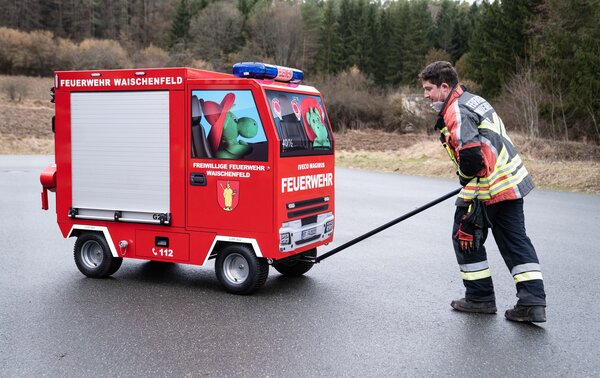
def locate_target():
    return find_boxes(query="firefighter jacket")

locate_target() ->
[437,86,534,205]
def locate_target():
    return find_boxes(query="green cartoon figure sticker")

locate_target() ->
[301,97,330,149]
[200,92,259,159]
[215,113,259,159]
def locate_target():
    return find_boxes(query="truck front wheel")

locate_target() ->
[215,245,269,295]
[274,248,316,276]
[74,233,123,278]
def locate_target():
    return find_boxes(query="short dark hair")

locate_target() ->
[419,61,458,87]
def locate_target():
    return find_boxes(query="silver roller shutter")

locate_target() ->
[71,91,170,224]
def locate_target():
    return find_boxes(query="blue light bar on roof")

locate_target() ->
[233,62,303,84]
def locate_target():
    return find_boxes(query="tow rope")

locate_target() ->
[313,188,462,263]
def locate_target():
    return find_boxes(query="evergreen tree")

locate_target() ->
[238,0,259,17]
[468,1,506,96]
[354,0,369,71]
[448,3,477,62]
[169,0,192,49]
[373,7,392,86]
[534,0,600,141]
[502,0,541,62]
[401,0,434,84]
[301,0,323,71]
[336,0,356,70]
[361,2,380,78]
[316,0,339,74]
[468,0,538,97]
[385,1,410,85]
[434,0,457,53]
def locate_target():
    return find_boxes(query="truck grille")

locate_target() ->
[288,205,328,218]
[286,196,329,219]
[301,215,318,226]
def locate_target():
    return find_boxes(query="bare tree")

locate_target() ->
[0,27,55,75]
[505,67,542,139]
[586,104,600,142]
[188,2,244,71]
[246,1,306,68]
[1,76,29,102]
[75,39,131,70]
[134,44,170,68]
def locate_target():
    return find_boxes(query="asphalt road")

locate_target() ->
[1,155,599,377]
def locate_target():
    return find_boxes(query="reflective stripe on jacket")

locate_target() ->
[440,86,534,205]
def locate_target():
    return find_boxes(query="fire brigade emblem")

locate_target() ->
[218,180,239,211]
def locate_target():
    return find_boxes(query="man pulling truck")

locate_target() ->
[419,61,546,323]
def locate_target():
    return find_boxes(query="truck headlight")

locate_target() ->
[280,232,291,245]
[325,220,334,233]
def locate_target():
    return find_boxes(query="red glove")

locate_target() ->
[455,220,475,253]
[454,199,489,254]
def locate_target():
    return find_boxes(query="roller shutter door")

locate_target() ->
[71,91,170,223]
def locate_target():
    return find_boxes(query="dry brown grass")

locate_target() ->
[335,129,600,195]
[0,76,54,154]
[0,75,53,101]
[0,134,54,154]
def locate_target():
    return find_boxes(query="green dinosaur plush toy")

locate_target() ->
[306,107,330,148]
[215,113,259,159]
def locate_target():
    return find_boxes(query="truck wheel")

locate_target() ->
[74,233,123,278]
[274,248,316,277]
[215,245,269,295]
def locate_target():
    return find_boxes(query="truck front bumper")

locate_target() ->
[278,212,334,252]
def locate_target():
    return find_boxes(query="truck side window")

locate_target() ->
[266,90,333,157]
[191,90,268,161]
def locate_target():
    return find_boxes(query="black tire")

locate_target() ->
[274,248,316,277]
[74,233,123,278]
[215,244,269,295]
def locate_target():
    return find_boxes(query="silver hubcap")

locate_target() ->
[81,240,104,269]
[223,253,249,284]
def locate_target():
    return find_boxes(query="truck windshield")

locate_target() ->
[266,90,333,157]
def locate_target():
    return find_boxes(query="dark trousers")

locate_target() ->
[452,198,546,306]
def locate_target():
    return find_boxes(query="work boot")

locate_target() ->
[450,298,497,314]
[505,305,546,323]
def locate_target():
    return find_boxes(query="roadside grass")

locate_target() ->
[524,160,600,194]
[0,134,54,154]
[335,130,600,195]
[337,150,600,195]
[0,75,54,154]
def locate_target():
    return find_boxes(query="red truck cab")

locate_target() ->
[41,63,335,294]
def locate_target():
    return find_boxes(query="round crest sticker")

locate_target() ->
[291,98,301,120]
[272,98,282,120]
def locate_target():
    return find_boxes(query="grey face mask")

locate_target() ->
[431,101,444,113]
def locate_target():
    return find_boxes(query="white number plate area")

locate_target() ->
[301,227,317,239]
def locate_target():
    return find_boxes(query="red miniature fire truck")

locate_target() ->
[40,62,335,294]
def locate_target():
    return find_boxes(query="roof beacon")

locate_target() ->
[233,62,303,84]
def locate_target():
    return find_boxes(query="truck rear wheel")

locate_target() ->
[215,245,269,295]
[274,248,316,276]
[74,233,122,278]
